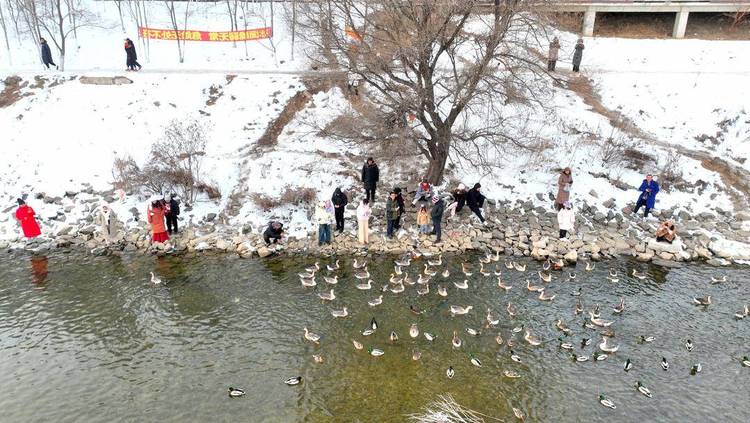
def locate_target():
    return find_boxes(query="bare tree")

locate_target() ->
[299,0,551,184]
[0,1,11,63]
[164,0,192,63]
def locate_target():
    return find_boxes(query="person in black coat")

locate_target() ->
[393,187,405,230]
[430,195,445,243]
[40,38,57,70]
[331,187,348,232]
[361,157,379,202]
[124,38,142,71]
[166,194,180,234]
[263,221,284,245]
[466,183,486,224]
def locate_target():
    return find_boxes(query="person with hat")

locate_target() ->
[166,194,180,234]
[314,200,333,246]
[430,195,445,243]
[385,191,399,239]
[466,183,486,224]
[15,198,41,239]
[361,157,379,203]
[411,177,434,206]
[146,195,169,243]
[331,187,349,233]
[447,183,467,218]
[557,201,575,239]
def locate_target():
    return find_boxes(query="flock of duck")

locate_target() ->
[228,252,748,415]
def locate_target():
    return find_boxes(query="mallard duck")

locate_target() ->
[454,279,469,290]
[632,269,646,280]
[303,327,320,344]
[661,357,669,370]
[353,259,367,269]
[368,347,384,357]
[497,278,512,291]
[527,279,544,293]
[524,329,541,346]
[581,337,592,347]
[389,331,398,342]
[607,269,619,282]
[575,299,583,315]
[505,260,515,270]
[352,339,364,350]
[486,308,500,326]
[506,302,518,317]
[556,319,572,334]
[394,257,411,267]
[424,332,436,341]
[568,272,576,280]
[495,333,504,346]
[410,305,425,315]
[510,350,522,363]
[370,317,378,330]
[450,305,473,316]
[494,265,502,276]
[412,350,422,361]
[416,284,430,296]
[466,327,480,336]
[512,326,523,333]
[685,339,693,352]
[331,307,348,318]
[313,354,324,363]
[571,353,588,362]
[326,260,340,271]
[452,330,463,348]
[318,289,335,301]
[635,381,652,398]
[356,279,372,290]
[437,285,448,297]
[624,358,633,372]
[150,272,162,285]
[514,262,527,272]
[513,407,525,421]
[538,271,552,283]
[600,328,616,338]
[606,275,619,283]
[690,363,702,375]
[446,366,455,379]
[599,337,619,353]
[479,264,491,277]
[323,275,338,285]
[423,265,437,277]
[591,304,601,319]
[504,370,520,379]
[593,352,608,361]
[390,283,405,294]
[639,335,655,343]
[462,263,473,277]
[417,274,431,285]
[613,298,625,314]
[301,277,316,288]
[492,250,501,262]
[389,273,402,284]
[559,337,573,350]
[599,394,616,409]
[741,356,750,367]
[479,254,492,265]
[354,268,370,280]
[539,290,556,301]
[362,329,375,336]
[442,268,450,278]
[570,287,583,297]
[469,353,482,367]
[693,295,711,306]
[410,323,419,338]
[228,387,245,397]
[735,306,748,319]
[543,260,551,271]
[710,275,727,284]
[285,376,302,386]
[368,295,383,307]
[394,265,403,276]
[427,254,443,267]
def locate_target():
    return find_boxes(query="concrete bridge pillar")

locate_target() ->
[673,9,689,38]
[582,8,596,36]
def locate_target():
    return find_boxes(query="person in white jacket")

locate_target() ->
[557,201,575,239]
[356,199,372,244]
[315,200,334,245]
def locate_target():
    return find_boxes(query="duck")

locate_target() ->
[303,327,321,344]
[446,366,455,379]
[607,269,619,282]
[323,275,338,285]
[513,262,527,272]
[693,295,711,306]
[524,329,541,346]
[479,254,492,265]
[331,307,349,318]
[424,332,437,341]
[504,370,520,379]
[585,262,596,271]
[527,279,544,293]
[313,354,324,364]
[613,298,625,314]
[690,363,702,375]
[494,265,502,276]
[661,357,669,370]
[734,305,748,319]
[352,339,364,350]
[369,317,378,331]
[305,262,320,273]
[741,356,750,367]
[389,273,402,284]
[318,289,335,301]
[575,299,583,315]
[635,381,652,398]
[497,278,512,291]
[581,337,592,348]
[710,275,727,284]
[410,305,425,315]
[454,279,469,290]
[427,254,443,267]
[599,394,616,409]
[412,350,422,361]
[543,260,551,271]
[623,358,633,372]
[394,257,411,267]
[639,335,655,343]
[469,354,482,367]
[417,274,431,285]
[538,290,556,301]
[394,265,403,276]
[326,260,340,271]
[599,337,619,353]
[632,269,646,280]
[479,264,491,277]
[301,277,317,288]
[506,302,518,317]
[361,328,375,336]
[555,319,572,334]
[570,353,588,362]
[410,323,419,338]
[491,250,501,262]
[551,258,565,271]
[450,305,473,316]
[538,271,552,283]
[559,338,574,350]
[354,268,370,280]
[435,285,447,297]
[353,259,367,269]
[591,304,601,319]
[466,327,480,336]
[285,376,302,386]
[442,268,450,278]
[356,279,372,290]
[606,275,619,283]
[495,333,504,346]
[512,326,523,333]
[452,330,463,348]
[389,331,398,342]
[368,347,384,357]
[505,260,515,270]
[403,273,415,285]
[368,295,383,307]
[150,272,162,285]
[568,272,576,280]
[416,284,430,296]
[228,387,246,397]
[298,269,316,279]
[513,407,525,421]
[390,283,405,294]
[462,263,473,277]
[510,350,522,363]
[486,308,500,326]
[423,265,437,277]
[570,287,582,297]
[685,339,693,352]
[590,313,613,328]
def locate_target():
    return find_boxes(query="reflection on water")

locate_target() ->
[0,253,748,422]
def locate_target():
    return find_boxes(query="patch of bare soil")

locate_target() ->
[0,76,31,108]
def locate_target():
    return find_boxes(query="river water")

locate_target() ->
[0,252,748,422]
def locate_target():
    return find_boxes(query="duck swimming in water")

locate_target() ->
[454,279,469,290]
[356,279,372,290]
[331,307,348,318]
[613,298,625,314]
[685,339,693,352]
[462,263,473,277]
[416,284,430,296]
[538,290,556,301]
[285,376,302,386]
[423,265,437,277]
[354,268,370,280]
[437,285,448,297]
[352,339,364,350]
[556,319,572,334]
[390,283,405,294]
[635,381,652,398]
[303,327,321,344]
[394,257,411,267]
[446,366,455,379]
[693,295,711,306]
[494,265,503,276]
[690,363,702,375]
[409,324,419,338]
[710,275,727,284]
[389,331,398,342]
[524,329,541,346]
[585,262,596,271]
[353,259,367,269]
[368,347,384,357]
[150,272,162,285]
[624,358,633,372]
[300,277,316,288]
[452,330,462,348]
[479,264,491,277]
[228,387,245,397]
[504,260,515,270]
[599,394,616,409]
[450,305,473,316]
[442,268,450,278]
[538,271,552,283]
[514,262,527,272]
[632,269,647,280]
[326,260,340,272]
[368,295,383,307]
[661,357,669,370]
[323,275,338,285]
[527,279,544,293]
[486,308,500,326]
[318,289,335,301]
[599,337,619,353]
[497,278,512,291]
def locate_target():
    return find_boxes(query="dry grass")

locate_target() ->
[251,186,317,211]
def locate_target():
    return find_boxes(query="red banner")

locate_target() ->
[138,27,272,42]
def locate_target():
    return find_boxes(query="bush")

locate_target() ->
[251,186,317,211]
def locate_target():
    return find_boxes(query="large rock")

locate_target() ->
[563,249,578,263]
[79,76,133,85]
[708,238,750,260]
[257,246,273,258]
[647,239,685,255]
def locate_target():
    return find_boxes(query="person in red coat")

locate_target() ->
[147,197,169,243]
[15,199,41,238]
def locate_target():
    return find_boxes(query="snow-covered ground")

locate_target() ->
[1,1,749,243]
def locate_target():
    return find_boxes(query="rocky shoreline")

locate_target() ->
[2,188,749,266]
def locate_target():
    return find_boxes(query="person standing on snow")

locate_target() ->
[466,183,486,224]
[97,203,120,245]
[411,177,433,206]
[124,38,142,71]
[555,167,573,211]
[40,38,57,70]
[356,199,371,244]
[557,201,575,239]
[572,38,584,73]
[147,197,169,243]
[331,187,348,233]
[166,194,180,234]
[393,187,405,230]
[15,199,41,239]
[548,37,560,71]
[633,174,660,218]
[361,157,379,203]
[430,195,445,244]
[385,191,399,239]
[315,200,333,246]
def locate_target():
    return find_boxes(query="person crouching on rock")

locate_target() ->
[147,197,169,243]
[412,177,433,206]
[656,220,676,244]
[557,201,575,240]
[466,183,486,224]
[264,221,285,246]
[15,198,41,239]
[447,183,467,219]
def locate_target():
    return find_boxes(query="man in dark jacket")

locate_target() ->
[263,221,284,245]
[361,157,379,202]
[385,191,399,238]
[166,194,180,234]
[40,38,57,69]
[124,38,142,71]
[430,195,445,243]
[466,183,486,224]
[393,187,405,230]
[331,187,348,232]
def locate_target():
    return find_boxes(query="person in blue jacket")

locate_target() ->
[633,174,659,217]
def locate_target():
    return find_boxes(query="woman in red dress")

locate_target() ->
[15,199,41,238]
[147,198,169,243]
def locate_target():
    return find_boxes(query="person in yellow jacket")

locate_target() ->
[417,204,430,234]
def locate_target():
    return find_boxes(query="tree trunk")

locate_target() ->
[425,145,449,185]
[0,1,11,65]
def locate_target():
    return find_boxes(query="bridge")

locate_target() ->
[545,1,750,37]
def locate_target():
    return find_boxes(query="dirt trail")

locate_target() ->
[567,75,750,210]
